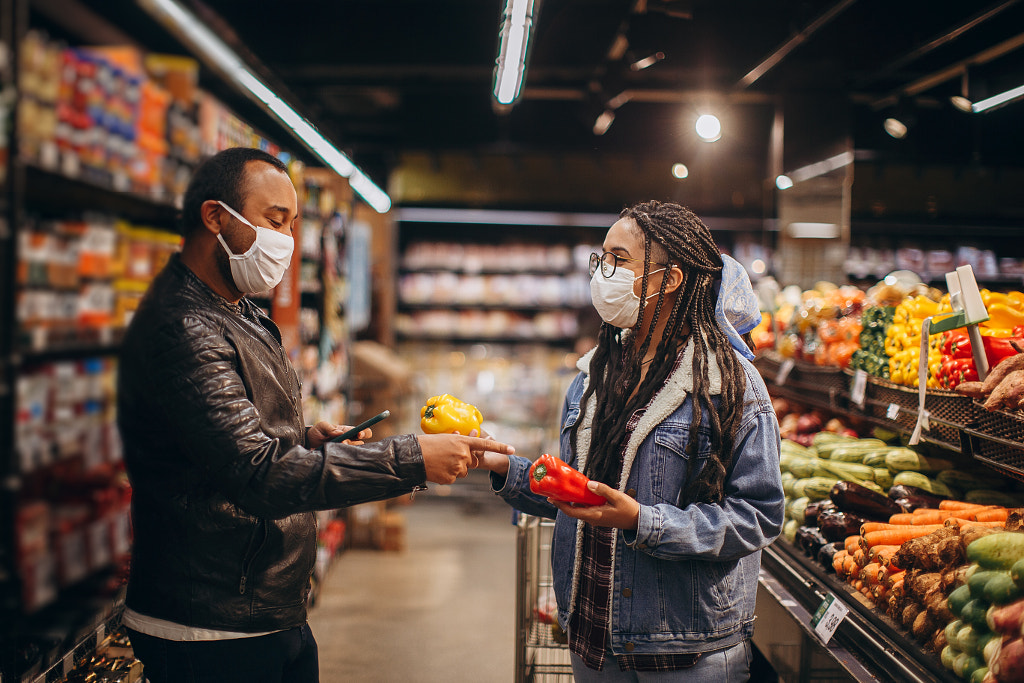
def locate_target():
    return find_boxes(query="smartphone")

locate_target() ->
[329,410,391,443]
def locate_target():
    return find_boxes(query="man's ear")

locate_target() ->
[199,200,225,235]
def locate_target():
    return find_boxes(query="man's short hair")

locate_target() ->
[180,147,289,235]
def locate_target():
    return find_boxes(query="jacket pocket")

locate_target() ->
[653,424,711,505]
[238,519,268,596]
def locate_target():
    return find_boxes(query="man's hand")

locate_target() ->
[307,421,371,449]
[548,481,640,531]
[417,434,515,484]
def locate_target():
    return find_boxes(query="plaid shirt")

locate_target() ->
[567,408,702,672]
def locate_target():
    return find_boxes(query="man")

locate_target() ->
[117,147,514,683]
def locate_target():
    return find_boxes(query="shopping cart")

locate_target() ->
[514,513,574,682]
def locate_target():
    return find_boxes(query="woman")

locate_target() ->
[477,200,784,680]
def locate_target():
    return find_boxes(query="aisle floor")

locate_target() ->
[309,494,519,682]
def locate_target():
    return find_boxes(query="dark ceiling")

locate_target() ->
[48,0,1024,215]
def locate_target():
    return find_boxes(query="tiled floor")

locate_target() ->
[309,494,520,682]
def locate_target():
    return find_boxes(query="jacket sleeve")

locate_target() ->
[621,406,785,561]
[147,315,426,519]
[489,454,559,519]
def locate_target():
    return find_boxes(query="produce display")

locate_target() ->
[956,347,1024,412]
[775,396,1024,682]
[774,282,865,368]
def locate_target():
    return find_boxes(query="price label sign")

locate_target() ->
[810,593,850,644]
[886,403,900,420]
[850,370,868,408]
[777,359,795,386]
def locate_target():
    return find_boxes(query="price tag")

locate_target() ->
[810,593,850,644]
[886,403,900,420]
[777,359,795,386]
[850,370,867,408]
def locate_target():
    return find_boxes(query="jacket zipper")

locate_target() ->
[239,520,267,595]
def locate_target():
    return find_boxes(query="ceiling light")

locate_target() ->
[950,95,974,112]
[775,175,793,190]
[972,82,1024,113]
[884,117,908,139]
[493,0,537,106]
[136,0,391,213]
[751,259,767,275]
[593,110,615,136]
[630,52,665,71]
[695,114,721,142]
[671,163,689,179]
[788,222,840,239]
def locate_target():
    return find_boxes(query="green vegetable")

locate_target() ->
[983,573,1023,605]
[968,570,1008,599]
[892,471,955,497]
[966,532,1024,570]
[949,586,972,616]
[960,599,991,631]
[1011,558,1024,590]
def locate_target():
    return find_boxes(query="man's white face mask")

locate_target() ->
[590,266,665,329]
[216,200,294,294]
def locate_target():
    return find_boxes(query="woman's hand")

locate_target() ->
[548,481,640,531]
[306,421,370,448]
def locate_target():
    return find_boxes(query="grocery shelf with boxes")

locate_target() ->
[0,3,367,681]
[750,268,1024,682]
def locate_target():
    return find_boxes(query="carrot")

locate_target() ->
[938,500,992,511]
[852,548,867,567]
[869,545,900,567]
[958,520,1006,530]
[862,525,945,548]
[845,536,863,554]
[911,509,967,524]
[861,521,906,536]
[974,508,1009,523]
[833,550,848,576]
[888,513,916,525]
[883,569,906,589]
[841,553,858,579]
[860,562,883,585]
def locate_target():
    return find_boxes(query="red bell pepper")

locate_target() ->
[937,356,980,390]
[529,454,607,506]
[942,330,1023,368]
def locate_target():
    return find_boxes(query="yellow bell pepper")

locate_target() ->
[420,394,484,434]
[987,303,1024,330]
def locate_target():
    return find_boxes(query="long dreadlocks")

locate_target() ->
[572,200,747,505]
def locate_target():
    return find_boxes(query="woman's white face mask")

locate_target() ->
[590,266,666,329]
[216,201,294,294]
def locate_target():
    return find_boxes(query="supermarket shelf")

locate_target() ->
[21,600,124,683]
[399,302,586,312]
[23,163,179,227]
[13,338,122,366]
[762,541,960,683]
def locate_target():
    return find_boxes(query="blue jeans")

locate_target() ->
[569,640,751,682]
[126,624,319,683]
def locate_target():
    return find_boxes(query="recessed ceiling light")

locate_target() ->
[671,163,689,179]
[695,114,721,142]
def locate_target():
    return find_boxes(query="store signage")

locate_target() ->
[777,359,795,386]
[886,403,900,420]
[850,370,867,408]
[810,593,850,644]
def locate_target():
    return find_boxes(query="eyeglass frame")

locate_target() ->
[589,251,672,279]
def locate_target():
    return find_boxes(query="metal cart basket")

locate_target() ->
[515,513,573,682]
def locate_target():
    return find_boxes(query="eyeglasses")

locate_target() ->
[589,251,670,278]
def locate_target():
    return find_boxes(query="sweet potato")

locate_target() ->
[911,609,936,643]
[990,637,1024,683]
[982,353,1024,395]
[926,590,955,623]
[901,602,921,629]
[955,381,987,399]
[984,369,1024,412]
[988,598,1024,635]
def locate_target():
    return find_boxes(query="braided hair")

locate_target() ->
[572,200,747,505]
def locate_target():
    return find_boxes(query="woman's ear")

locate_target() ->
[664,265,685,294]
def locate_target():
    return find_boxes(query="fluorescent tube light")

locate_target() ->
[787,151,854,184]
[788,222,840,239]
[137,0,390,213]
[972,82,1024,113]
[494,0,536,105]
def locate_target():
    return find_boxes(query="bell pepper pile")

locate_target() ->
[814,316,862,368]
[934,327,1024,390]
[420,393,484,434]
[850,306,895,379]
[886,295,951,387]
[776,283,865,366]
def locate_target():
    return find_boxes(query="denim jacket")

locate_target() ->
[492,339,784,655]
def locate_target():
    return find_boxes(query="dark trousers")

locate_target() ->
[126,623,319,683]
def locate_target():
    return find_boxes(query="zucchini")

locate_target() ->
[785,496,811,524]
[949,585,972,616]
[1011,558,1024,590]
[783,518,799,544]
[955,625,981,657]
[794,477,840,502]
[781,439,811,456]
[788,458,818,479]
[812,431,854,447]
[960,599,990,630]
[892,471,955,497]
[968,570,1008,599]
[966,532,1024,570]
[861,450,891,468]
[884,448,955,474]
[983,573,1023,605]
[873,468,894,490]
[941,645,957,670]
[816,438,886,460]
[814,460,875,484]
[782,472,797,497]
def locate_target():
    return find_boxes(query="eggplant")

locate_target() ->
[817,510,867,543]
[888,484,948,510]
[804,500,838,528]
[817,541,844,569]
[830,480,903,520]
[796,525,829,558]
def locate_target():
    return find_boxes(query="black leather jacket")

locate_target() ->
[118,255,426,632]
